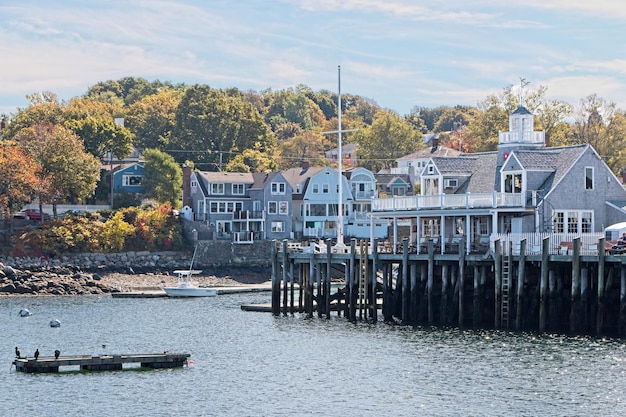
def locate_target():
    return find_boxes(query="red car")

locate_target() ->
[13,209,52,221]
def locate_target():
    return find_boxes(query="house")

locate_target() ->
[373,172,413,197]
[182,168,292,242]
[369,106,626,252]
[394,137,461,185]
[325,142,358,168]
[282,163,386,241]
[110,162,145,196]
[282,164,344,240]
[344,167,387,239]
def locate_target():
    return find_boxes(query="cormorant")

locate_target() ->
[54,349,60,359]
[15,347,20,358]
[34,349,39,360]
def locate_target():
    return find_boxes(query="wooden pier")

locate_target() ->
[271,237,626,337]
[12,352,190,373]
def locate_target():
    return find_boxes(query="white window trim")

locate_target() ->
[271,182,286,195]
[211,183,224,195]
[584,166,594,190]
[232,183,245,195]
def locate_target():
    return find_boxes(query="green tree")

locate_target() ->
[141,148,183,208]
[125,89,182,150]
[225,143,277,173]
[171,85,275,169]
[353,110,422,172]
[2,92,64,138]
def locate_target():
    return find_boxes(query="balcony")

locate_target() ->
[371,191,538,212]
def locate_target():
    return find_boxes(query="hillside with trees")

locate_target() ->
[1,76,626,217]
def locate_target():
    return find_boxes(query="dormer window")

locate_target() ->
[444,179,457,189]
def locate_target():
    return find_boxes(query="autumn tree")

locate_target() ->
[225,143,277,173]
[141,148,183,208]
[14,122,101,216]
[0,143,44,219]
[2,92,64,138]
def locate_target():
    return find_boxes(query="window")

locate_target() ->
[322,184,329,194]
[253,200,261,213]
[312,184,319,193]
[444,179,458,189]
[271,221,284,233]
[553,210,593,234]
[211,183,224,195]
[421,218,440,236]
[504,173,522,193]
[279,201,288,215]
[268,201,278,214]
[122,175,142,186]
[307,204,326,216]
[209,201,243,213]
[232,183,245,195]
[271,183,286,195]
[585,167,594,190]
[191,180,198,188]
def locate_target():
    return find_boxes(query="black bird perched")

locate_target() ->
[54,349,60,359]
[15,347,20,358]
[34,349,39,360]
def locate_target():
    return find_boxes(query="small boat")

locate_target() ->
[19,309,32,317]
[160,246,216,297]
[161,270,217,297]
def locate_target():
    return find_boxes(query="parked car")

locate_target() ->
[63,209,87,217]
[13,209,51,221]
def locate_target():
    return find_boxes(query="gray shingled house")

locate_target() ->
[369,106,626,253]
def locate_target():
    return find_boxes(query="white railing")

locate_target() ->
[493,233,605,256]
[371,192,536,212]
[498,131,545,144]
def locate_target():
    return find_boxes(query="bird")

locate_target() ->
[54,349,60,359]
[15,347,20,358]
[34,349,39,360]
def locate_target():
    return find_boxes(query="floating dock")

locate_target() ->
[12,352,190,373]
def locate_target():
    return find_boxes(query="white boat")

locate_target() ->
[161,270,217,297]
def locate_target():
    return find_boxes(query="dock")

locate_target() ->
[12,352,190,373]
[112,284,272,298]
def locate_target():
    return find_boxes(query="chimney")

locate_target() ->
[300,161,310,175]
[182,165,192,208]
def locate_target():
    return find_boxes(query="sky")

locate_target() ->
[1,0,626,118]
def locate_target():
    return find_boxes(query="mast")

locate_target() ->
[337,65,344,247]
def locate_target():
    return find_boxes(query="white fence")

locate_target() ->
[492,233,605,256]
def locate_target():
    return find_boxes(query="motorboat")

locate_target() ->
[161,270,217,297]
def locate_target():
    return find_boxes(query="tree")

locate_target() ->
[353,110,422,172]
[2,92,64,138]
[225,143,277,173]
[171,85,275,169]
[0,143,43,219]
[125,89,182,150]
[277,131,331,170]
[14,122,101,216]
[63,98,134,160]
[141,148,183,208]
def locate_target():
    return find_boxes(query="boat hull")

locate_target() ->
[161,287,217,297]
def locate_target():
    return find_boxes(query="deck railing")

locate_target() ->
[371,192,535,211]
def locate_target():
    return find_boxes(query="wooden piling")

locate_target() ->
[570,237,581,333]
[516,239,526,331]
[271,241,280,316]
[494,239,501,329]
[539,237,550,332]
[401,239,409,323]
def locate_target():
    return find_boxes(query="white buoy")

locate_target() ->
[49,319,61,328]
[19,309,32,317]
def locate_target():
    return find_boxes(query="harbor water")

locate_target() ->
[2,293,626,417]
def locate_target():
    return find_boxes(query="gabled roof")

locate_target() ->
[430,152,499,193]
[512,106,532,115]
[197,171,255,184]
[374,173,411,188]
[281,166,326,188]
[250,172,280,190]
[397,145,461,161]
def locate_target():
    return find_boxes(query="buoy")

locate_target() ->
[49,319,61,328]
[19,309,32,317]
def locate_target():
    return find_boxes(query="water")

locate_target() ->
[2,293,626,417]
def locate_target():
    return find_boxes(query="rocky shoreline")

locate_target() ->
[0,263,272,296]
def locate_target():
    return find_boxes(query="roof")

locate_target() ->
[513,144,588,192]
[431,152,499,193]
[396,145,461,161]
[281,166,326,187]
[197,171,255,184]
[250,172,280,190]
[512,106,532,115]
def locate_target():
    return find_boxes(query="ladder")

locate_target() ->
[501,249,510,329]
[358,241,368,320]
